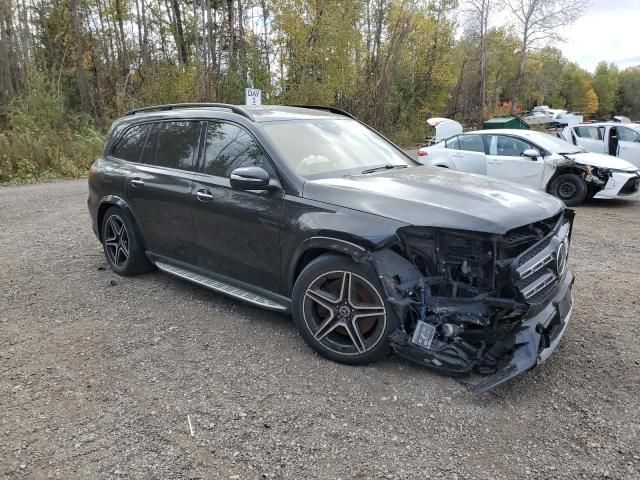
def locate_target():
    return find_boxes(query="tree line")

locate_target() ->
[1,0,639,181]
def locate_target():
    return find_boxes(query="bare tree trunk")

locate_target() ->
[172,0,188,66]
[114,0,129,75]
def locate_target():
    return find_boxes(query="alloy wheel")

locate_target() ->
[302,270,387,356]
[104,215,130,268]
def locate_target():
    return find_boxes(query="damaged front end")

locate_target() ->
[371,211,575,395]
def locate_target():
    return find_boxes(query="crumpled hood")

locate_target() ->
[303,166,564,235]
[569,152,637,171]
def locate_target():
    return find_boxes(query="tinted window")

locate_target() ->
[150,121,201,170]
[445,136,459,149]
[203,122,272,177]
[618,127,640,143]
[458,134,484,153]
[111,124,151,162]
[575,126,603,140]
[487,135,532,156]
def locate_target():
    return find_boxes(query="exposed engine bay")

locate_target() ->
[371,211,574,394]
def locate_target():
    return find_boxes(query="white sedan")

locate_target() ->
[417,129,640,206]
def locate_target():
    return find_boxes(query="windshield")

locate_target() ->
[530,132,585,154]
[260,119,414,179]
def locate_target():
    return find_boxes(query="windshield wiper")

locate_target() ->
[361,164,409,174]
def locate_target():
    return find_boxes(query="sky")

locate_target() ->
[490,0,640,72]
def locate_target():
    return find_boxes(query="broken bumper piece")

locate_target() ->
[389,271,575,396]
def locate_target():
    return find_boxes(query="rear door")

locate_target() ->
[191,121,284,290]
[484,134,545,189]
[617,126,640,168]
[450,134,487,174]
[573,126,606,154]
[125,120,202,263]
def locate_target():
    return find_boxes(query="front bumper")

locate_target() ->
[468,270,574,395]
[593,171,640,199]
[388,270,574,395]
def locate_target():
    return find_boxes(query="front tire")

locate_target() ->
[549,173,587,206]
[292,254,396,365]
[101,207,153,276]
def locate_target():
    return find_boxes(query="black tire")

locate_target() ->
[291,254,396,365]
[549,173,587,206]
[101,207,154,276]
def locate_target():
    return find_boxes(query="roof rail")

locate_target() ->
[125,103,254,121]
[285,104,356,120]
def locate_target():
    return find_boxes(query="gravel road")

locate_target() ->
[1,179,639,479]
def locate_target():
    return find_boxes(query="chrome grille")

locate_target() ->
[513,217,572,303]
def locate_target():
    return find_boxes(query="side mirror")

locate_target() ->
[522,148,540,160]
[230,166,271,190]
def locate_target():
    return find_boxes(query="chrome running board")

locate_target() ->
[155,261,288,311]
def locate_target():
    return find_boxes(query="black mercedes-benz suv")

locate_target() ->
[88,103,574,394]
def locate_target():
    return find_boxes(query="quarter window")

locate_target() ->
[457,134,485,153]
[146,121,201,170]
[203,122,272,178]
[445,136,459,150]
[486,135,532,157]
[110,124,151,162]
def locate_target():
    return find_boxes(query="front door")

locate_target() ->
[484,134,545,189]
[125,120,202,263]
[617,126,640,168]
[191,121,283,291]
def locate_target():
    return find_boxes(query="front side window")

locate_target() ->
[486,135,532,157]
[457,134,485,153]
[147,121,201,170]
[260,118,413,179]
[618,127,640,143]
[110,124,151,162]
[203,122,272,178]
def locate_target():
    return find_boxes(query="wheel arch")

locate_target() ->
[97,195,147,247]
[287,237,370,295]
[544,166,586,193]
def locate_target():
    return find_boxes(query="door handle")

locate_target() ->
[487,160,500,164]
[130,178,144,187]
[195,189,214,201]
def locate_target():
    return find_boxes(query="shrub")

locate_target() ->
[0,71,104,183]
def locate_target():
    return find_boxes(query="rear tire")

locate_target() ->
[549,173,587,206]
[292,254,396,365]
[101,207,154,276]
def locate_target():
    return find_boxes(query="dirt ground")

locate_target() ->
[1,179,639,480]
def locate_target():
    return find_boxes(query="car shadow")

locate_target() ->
[582,197,639,208]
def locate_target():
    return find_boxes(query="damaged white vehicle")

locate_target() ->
[417,129,640,206]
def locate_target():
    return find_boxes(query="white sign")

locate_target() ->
[245,88,262,106]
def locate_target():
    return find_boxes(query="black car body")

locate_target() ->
[88,104,574,395]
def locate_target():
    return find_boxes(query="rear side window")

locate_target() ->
[110,124,151,162]
[202,122,272,178]
[445,136,459,149]
[575,126,603,140]
[458,134,485,153]
[147,121,201,170]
